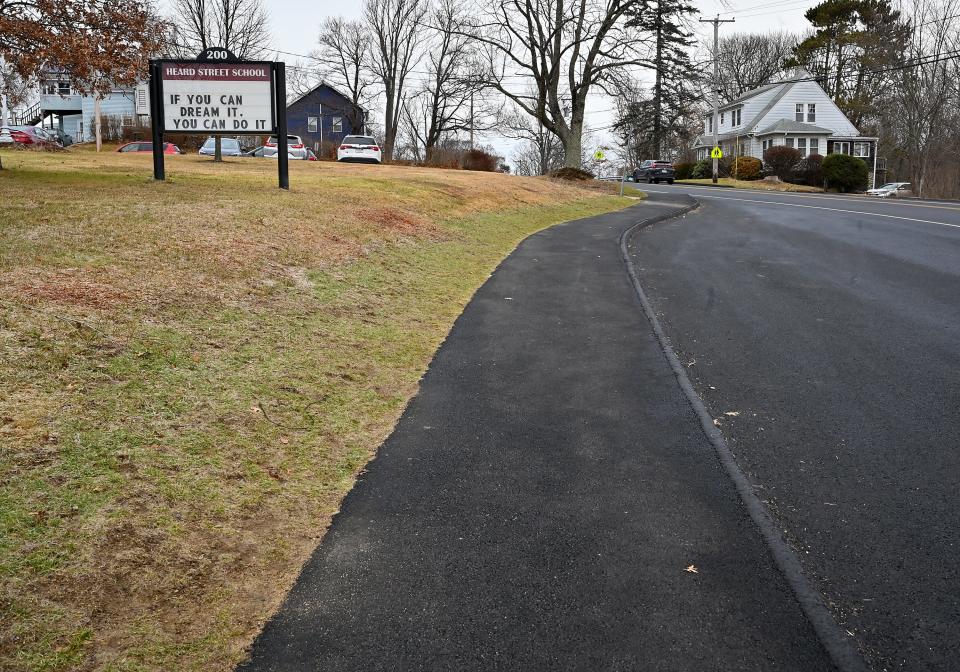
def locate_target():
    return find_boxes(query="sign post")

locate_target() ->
[149,49,288,189]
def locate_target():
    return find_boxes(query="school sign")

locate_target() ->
[149,48,290,189]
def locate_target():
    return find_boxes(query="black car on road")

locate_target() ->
[633,160,675,184]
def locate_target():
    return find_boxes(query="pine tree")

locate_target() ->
[624,0,697,159]
[790,0,910,126]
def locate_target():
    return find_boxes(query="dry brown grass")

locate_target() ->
[0,148,630,671]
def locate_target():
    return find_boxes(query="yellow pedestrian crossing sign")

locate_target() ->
[593,148,606,161]
[711,147,723,159]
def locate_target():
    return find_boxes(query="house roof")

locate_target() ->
[755,119,836,135]
[287,81,364,112]
[722,82,784,109]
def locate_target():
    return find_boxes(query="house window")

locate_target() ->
[707,116,713,133]
[810,138,820,155]
[853,142,870,157]
[795,103,804,122]
[786,138,795,148]
[798,138,807,154]
[332,116,343,133]
[307,116,318,133]
[58,81,71,95]
[721,111,725,124]
[735,108,742,126]
[807,103,816,123]
[833,141,850,155]
[43,81,57,95]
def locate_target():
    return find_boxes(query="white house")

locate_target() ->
[693,68,879,186]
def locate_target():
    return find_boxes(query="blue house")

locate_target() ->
[286,83,366,154]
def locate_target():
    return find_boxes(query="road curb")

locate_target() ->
[619,200,869,672]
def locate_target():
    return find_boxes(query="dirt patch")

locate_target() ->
[10,269,132,310]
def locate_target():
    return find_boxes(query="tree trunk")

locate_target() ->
[562,125,583,169]
[214,136,222,162]
[95,95,102,152]
[383,85,396,162]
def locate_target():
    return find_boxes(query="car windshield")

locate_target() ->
[202,138,216,149]
[222,139,240,150]
[344,136,376,145]
[877,183,898,190]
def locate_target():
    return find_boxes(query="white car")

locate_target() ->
[264,134,307,160]
[866,182,912,198]
[337,135,382,164]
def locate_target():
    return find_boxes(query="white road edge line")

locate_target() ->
[662,191,960,229]
[644,185,960,212]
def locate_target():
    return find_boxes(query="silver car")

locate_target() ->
[199,137,243,157]
[866,182,912,198]
[264,134,307,160]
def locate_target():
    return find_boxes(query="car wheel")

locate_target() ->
[667,179,674,185]
[647,177,654,184]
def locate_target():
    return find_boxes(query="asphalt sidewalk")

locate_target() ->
[238,193,835,671]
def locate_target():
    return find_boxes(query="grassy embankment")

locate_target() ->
[677,177,823,192]
[0,149,635,671]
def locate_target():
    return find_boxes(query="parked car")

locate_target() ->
[633,160,675,184]
[199,136,243,157]
[48,128,73,146]
[264,134,307,159]
[866,182,912,198]
[244,146,267,157]
[9,125,59,147]
[337,135,382,164]
[305,148,319,161]
[117,141,183,154]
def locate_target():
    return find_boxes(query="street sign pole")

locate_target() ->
[700,15,735,184]
[149,61,165,182]
[275,62,289,190]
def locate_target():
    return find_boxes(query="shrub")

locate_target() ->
[549,166,595,181]
[763,146,803,181]
[690,158,712,179]
[730,156,762,180]
[822,153,869,192]
[461,148,498,172]
[796,153,824,187]
[673,161,694,180]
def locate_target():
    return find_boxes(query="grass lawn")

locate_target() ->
[0,148,633,671]
[677,177,823,192]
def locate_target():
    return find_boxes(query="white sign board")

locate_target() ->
[160,62,274,134]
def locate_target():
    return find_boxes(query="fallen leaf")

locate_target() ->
[724,411,740,417]
[713,418,721,427]
[279,436,289,445]
[684,564,699,574]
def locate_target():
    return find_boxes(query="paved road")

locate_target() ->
[632,184,960,671]
[239,195,837,671]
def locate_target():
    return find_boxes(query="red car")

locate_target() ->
[10,125,59,147]
[117,141,183,154]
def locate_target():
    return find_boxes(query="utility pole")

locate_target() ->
[699,15,735,184]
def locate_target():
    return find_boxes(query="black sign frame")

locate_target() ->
[148,55,289,190]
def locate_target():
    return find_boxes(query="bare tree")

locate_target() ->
[403,0,484,162]
[315,17,376,132]
[500,106,563,175]
[884,0,959,197]
[710,31,797,103]
[364,0,428,161]
[469,0,649,169]
[169,0,271,59]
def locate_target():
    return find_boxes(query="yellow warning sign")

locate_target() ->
[593,149,606,161]
[711,147,723,159]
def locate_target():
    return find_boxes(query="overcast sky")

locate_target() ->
[168,0,817,166]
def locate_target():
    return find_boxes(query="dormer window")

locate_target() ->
[721,111,725,124]
[708,116,713,133]
[733,108,742,126]
[795,103,803,122]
